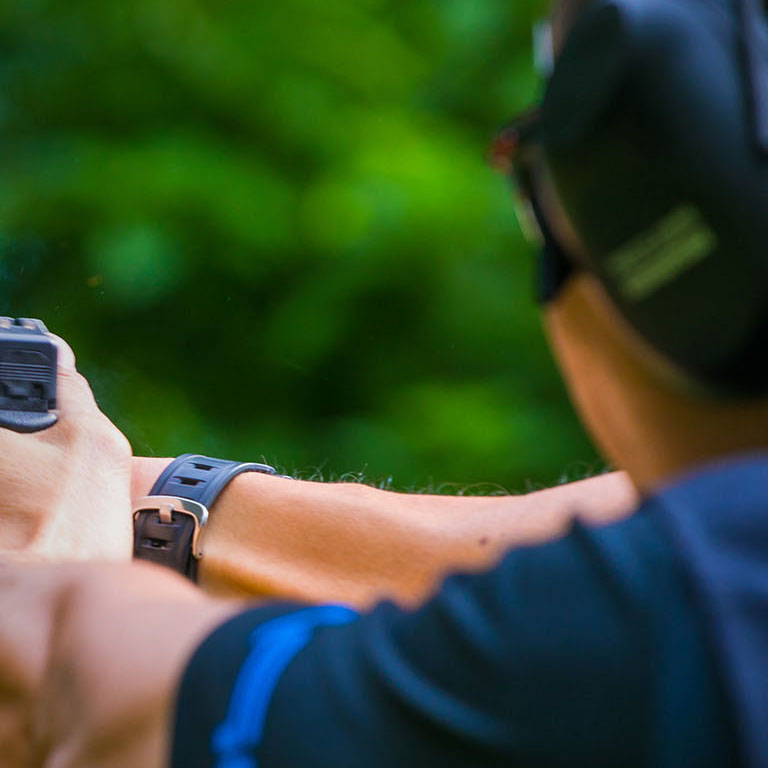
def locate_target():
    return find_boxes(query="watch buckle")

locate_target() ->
[132,495,209,560]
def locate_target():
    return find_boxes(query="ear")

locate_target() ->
[540,1,632,147]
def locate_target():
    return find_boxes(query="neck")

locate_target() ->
[616,388,768,494]
[545,276,768,495]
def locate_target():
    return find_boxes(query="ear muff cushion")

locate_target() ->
[540,1,630,147]
[541,0,768,396]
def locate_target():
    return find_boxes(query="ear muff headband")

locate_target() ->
[539,0,768,397]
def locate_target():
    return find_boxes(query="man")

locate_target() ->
[2,0,767,766]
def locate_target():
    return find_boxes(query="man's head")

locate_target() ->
[499,0,768,490]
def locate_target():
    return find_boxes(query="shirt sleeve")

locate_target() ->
[171,511,731,768]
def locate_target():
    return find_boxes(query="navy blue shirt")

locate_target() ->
[170,456,768,768]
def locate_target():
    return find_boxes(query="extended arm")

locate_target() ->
[133,457,637,607]
[3,506,726,768]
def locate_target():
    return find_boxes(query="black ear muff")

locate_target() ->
[739,0,768,154]
[540,0,768,397]
[539,2,630,148]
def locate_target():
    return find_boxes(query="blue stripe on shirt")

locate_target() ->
[211,605,358,768]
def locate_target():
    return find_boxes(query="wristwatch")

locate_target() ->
[132,453,278,581]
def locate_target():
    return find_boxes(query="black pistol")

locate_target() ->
[0,318,58,433]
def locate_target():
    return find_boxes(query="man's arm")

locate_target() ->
[133,457,637,607]
[3,507,726,768]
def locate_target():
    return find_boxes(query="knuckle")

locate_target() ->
[51,411,130,462]
[57,370,96,408]
[70,371,95,400]
[90,415,132,460]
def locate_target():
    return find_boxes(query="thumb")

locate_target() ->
[48,335,98,417]
[50,335,76,372]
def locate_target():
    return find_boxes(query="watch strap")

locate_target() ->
[148,454,276,508]
[133,454,277,580]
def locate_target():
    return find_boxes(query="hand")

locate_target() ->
[0,337,133,561]
[0,560,238,768]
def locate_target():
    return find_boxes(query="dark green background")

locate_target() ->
[0,0,600,490]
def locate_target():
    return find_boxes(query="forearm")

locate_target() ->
[133,458,638,608]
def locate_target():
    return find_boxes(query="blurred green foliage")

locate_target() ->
[0,0,600,490]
